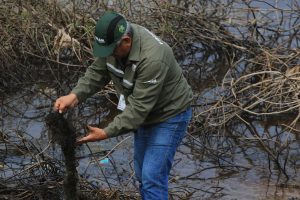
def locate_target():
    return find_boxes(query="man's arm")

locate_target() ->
[54,93,79,113]
[104,60,169,137]
[71,57,111,102]
[54,57,111,113]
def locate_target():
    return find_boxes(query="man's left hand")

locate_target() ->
[76,126,108,145]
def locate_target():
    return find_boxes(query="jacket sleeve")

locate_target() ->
[104,60,169,137]
[71,58,111,102]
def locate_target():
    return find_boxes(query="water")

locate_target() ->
[1,86,300,199]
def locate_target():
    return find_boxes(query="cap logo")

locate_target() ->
[95,36,105,44]
[118,25,125,33]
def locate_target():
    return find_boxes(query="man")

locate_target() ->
[54,11,193,200]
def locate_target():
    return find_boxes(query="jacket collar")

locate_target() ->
[127,24,141,63]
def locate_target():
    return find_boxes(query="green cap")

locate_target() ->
[93,11,127,57]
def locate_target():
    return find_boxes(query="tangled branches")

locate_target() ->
[1,0,300,199]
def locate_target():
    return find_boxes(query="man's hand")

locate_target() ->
[54,93,79,113]
[76,126,108,145]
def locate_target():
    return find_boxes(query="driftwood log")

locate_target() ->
[45,112,78,200]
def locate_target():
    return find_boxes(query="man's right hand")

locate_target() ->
[54,93,79,113]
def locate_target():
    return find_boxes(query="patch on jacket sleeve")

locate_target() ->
[142,79,158,84]
[132,64,137,72]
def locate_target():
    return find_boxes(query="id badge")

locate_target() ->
[117,94,126,111]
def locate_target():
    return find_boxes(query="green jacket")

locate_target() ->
[72,24,193,137]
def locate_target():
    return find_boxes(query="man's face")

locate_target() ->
[112,36,131,59]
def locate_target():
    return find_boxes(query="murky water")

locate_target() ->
[1,85,300,200]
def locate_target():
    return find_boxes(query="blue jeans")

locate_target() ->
[134,107,192,200]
